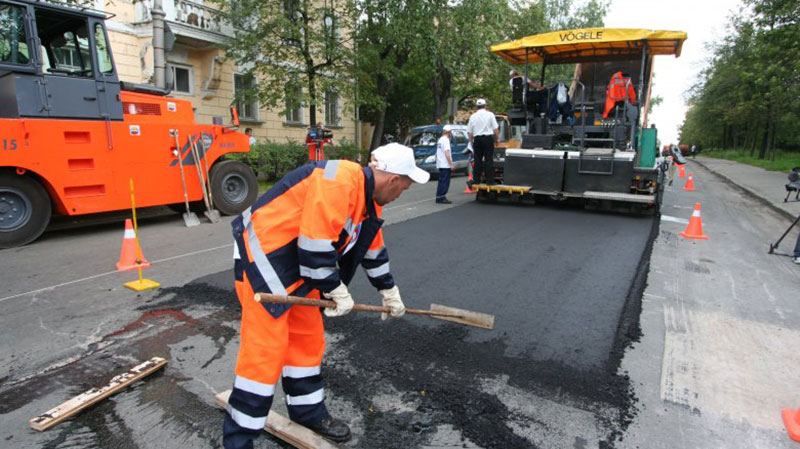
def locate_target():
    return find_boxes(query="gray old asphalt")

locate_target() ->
[0,174,653,448]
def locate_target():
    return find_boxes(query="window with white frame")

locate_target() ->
[167,64,193,94]
[324,89,340,127]
[234,73,258,121]
[285,83,302,124]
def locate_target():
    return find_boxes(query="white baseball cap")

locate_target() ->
[443,124,453,132]
[476,98,486,106]
[371,143,430,184]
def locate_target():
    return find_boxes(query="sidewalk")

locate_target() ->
[693,156,800,219]
[620,160,800,449]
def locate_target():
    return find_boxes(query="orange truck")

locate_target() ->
[0,0,257,248]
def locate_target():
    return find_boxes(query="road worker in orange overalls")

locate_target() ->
[602,71,637,119]
[223,143,430,448]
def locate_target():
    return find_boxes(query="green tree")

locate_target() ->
[680,0,800,158]
[216,0,357,128]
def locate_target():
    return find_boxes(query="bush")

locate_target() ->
[235,139,308,181]
[325,137,362,162]
[232,137,372,181]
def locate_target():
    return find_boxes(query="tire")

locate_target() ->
[209,160,258,215]
[0,173,52,248]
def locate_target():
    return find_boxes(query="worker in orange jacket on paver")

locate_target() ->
[223,143,430,448]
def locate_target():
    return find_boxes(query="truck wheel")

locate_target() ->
[209,160,258,215]
[0,173,52,248]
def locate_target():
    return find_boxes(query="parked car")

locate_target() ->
[406,124,470,178]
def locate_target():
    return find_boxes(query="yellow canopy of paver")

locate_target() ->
[490,28,687,65]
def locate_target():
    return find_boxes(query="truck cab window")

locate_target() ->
[36,8,93,77]
[0,4,30,65]
[94,23,113,75]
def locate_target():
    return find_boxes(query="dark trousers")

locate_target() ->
[473,135,495,184]
[794,231,800,257]
[436,168,451,201]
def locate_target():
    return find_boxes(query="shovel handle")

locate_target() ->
[254,293,468,319]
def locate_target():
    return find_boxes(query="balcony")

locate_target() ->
[134,0,232,47]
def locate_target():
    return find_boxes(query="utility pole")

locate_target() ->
[152,0,166,88]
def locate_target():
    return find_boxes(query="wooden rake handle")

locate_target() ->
[254,293,469,320]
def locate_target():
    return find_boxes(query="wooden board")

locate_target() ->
[214,390,342,449]
[429,303,495,329]
[29,356,167,431]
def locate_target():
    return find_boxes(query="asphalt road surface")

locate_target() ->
[0,180,655,448]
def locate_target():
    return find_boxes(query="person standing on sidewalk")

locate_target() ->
[435,125,455,204]
[793,230,800,264]
[467,99,499,186]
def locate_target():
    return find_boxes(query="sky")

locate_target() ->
[604,0,744,145]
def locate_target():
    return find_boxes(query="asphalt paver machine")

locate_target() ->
[476,28,687,213]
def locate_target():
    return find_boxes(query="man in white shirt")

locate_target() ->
[435,125,455,204]
[467,99,499,186]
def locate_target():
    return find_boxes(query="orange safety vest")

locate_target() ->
[232,160,392,318]
[602,71,637,119]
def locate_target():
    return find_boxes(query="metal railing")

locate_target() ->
[134,0,232,36]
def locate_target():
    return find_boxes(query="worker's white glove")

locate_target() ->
[379,286,405,320]
[322,283,354,317]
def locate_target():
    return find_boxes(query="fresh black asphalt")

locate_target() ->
[1,200,656,448]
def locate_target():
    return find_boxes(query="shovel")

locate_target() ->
[189,136,221,223]
[255,293,495,330]
[171,131,200,227]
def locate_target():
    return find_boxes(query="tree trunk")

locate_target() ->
[308,72,317,127]
[370,107,386,151]
[431,60,451,122]
[758,122,769,160]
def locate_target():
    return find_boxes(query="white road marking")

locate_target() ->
[660,214,689,225]
[0,243,233,304]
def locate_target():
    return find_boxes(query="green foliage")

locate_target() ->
[702,148,800,172]
[237,140,308,181]
[325,137,361,161]
[213,0,358,126]
[679,0,800,159]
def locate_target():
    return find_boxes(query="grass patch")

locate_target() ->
[702,149,800,173]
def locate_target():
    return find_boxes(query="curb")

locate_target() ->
[691,158,796,221]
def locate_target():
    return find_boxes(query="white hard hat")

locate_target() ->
[371,143,430,184]
[476,98,486,106]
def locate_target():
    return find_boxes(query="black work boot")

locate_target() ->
[305,416,352,443]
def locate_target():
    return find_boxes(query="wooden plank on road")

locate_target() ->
[214,389,343,449]
[29,357,167,431]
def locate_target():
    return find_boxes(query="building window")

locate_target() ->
[234,73,258,121]
[285,83,302,124]
[168,64,193,94]
[325,89,340,127]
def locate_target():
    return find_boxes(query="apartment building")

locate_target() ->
[99,0,358,144]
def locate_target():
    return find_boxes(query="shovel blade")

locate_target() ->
[204,210,221,223]
[183,212,201,227]
[429,303,495,330]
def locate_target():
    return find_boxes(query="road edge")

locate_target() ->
[691,158,795,221]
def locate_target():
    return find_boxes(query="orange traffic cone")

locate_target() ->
[678,164,686,178]
[680,202,708,240]
[464,169,476,194]
[116,218,150,271]
[782,408,800,442]
[683,173,696,191]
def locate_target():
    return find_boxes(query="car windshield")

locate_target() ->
[408,130,440,147]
